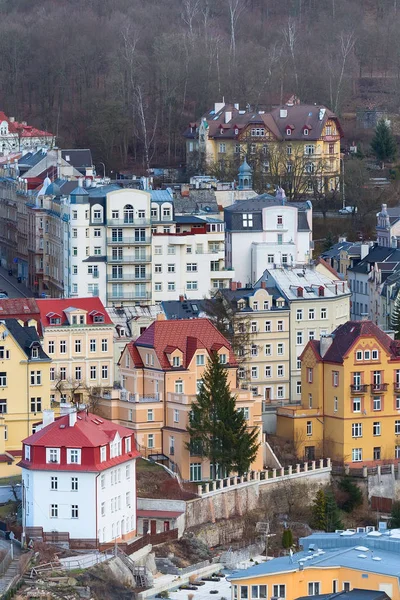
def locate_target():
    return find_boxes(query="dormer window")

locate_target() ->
[92,314,104,323]
[219,353,227,364]
[318,286,325,297]
[46,448,60,464]
[172,356,181,367]
[303,128,309,136]
[31,347,39,359]
[286,128,292,136]
[297,287,303,297]
[100,446,107,462]
[25,445,31,461]
[234,128,239,135]
[196,354,205,366]
[125,437,131,452]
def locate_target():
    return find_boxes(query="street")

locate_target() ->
[0,266,30,299]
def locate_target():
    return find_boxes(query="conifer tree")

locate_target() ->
[371,118,397,168]
[325,490,344,532]
[282,528,294,549]
[390,501,400,528]
[311,489,327,531]
[187,352,260,477]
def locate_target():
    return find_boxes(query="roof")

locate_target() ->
[217,287,289,311]
[349,246,400,274]
[315,257,341,278]
[0,298,39,320]
[309,320,399,364]
[61,149,93,170]
[0,111,54,139]
[151,190,173,202]
[162,299,209,320]
[230,529,400,581]
[19,411,140,472]
[2,319,50,361]
[295,591,389,600]
[256,267,350,301]
[174,215,209,224]
[136,509,183,519]
[131,318,236,369]
[36,297,113,327]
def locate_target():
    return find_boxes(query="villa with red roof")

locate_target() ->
[36,298,115,406]
[20,408,139,546]
[0,111,55,156]
[99,315,263,482]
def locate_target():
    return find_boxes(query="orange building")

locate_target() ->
[276,321,400,465]
[98,316,263,481]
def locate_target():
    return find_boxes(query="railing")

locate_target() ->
[120,391,161,402]
[107,218,150,226]
[107,291,151,301]
[350,384,368,394]
[107,255,151,263]
[107,237,151,245]
[167,392,197,404]
[107,274,150,282]
[370,383,388,392]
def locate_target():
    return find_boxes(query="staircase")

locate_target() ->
[116,549,152,587]
[0,541,21,597]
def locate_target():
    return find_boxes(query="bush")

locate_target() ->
[282,528,293,549]
[337,478,363,513]
[390,501,400,528]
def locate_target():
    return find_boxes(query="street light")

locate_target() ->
[340,156,346,210]
[98,163,106,180]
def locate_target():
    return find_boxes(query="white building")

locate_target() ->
[20,408,139,546]
[0,110,55,156]
[224,192,313,286]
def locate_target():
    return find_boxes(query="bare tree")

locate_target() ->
[333,32,356,114]
[181,0,201,39]
[135,84,158,174]
[283,18,299,93]
[227,0,245,67]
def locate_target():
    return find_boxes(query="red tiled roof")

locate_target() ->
[0,111,54,138]
[0,298,39,322]
[312,321,397,364]
[36,297,113,327]
[133,318,236,369]
[136,510,183,519]
[316,257,341,279]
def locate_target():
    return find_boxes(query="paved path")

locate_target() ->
[0,264,31,298]
[0,538,22,596]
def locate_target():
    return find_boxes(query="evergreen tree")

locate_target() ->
[325,490,344,532]
[311,489,327,531]
[282,528,294,549]
[371,118,397,167]
[391,291,400,340]
[390,501,400,528]
[187,352,260,477]
[337,477,363,513]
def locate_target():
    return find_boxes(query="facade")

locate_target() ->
[0,319,51,476]
[277,320,400,464]
[224,194,312,286]
[258,266,351,403]
[229,530,400,600]
[36,298,115,405]
[97,317,264,482]
[0,177,30,279]
[321,238,373,279]
[0,111,55,156]
[20,408,139,545]
[184,101,343,193]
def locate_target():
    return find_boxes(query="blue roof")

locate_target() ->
[70,186,89,196]
[229,531,400,581]
[151,190,173,202]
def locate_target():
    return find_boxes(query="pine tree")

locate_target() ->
[282,528,294,549]
[325,490,343,532]
[187,352,260,477]
[371,118,397,168]
[390,501,400,528]
[311,489,327,531]
[337,477,363,513]
[391,291,400,339]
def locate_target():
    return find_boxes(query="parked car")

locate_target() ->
[0,291,9,299]
[339,206,357,214]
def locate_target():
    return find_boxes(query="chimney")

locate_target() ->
[9,117,15,123]
[320,335,334,357]
[237,281,242,289]
[60,402,74,415]
[42,409,55,428]
[230,281,237,291]
[225,111,232,124]
[156,312,166,321]
[179,295,185,302]
[261,281,266,289]
[69,410,77,427]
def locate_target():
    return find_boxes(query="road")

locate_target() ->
[0,266,30,299]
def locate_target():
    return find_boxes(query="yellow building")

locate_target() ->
[36,298,115,406]
[0,319,51,476]
[184,101,343,194]
[97,316,264,482]
[229,530,400,600]
[277,320,400,465]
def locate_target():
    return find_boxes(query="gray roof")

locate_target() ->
[175,215,207,224]
[218,287,289,310]
[3,319,50,361]
[162,299,208,320]
[349,246,400,274]
[86,184,122,197]
[224,194,310,213]
[61,149,93,169]
[296,591,389,600]
[321,241,354,260]
[151,190,173,202]
[70,185,89,196]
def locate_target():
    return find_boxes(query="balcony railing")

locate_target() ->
[370,383,388,393]
[350,384,368,394]
[107,218,150,226]
[107,291,151,301]
[120,391,161,402]
[107,274,150,282]
[107,255,151,263]
[107,237,151,245]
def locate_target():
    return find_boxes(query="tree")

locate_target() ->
[337,477,363,513]
[325,490,343,531]
[311,489,327,531]
[391,291,400,339]
[282,528,294,549]
[371,118,397,168]
[390,500,400,528]
[186,352,259,477]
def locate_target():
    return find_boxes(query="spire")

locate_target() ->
[237,158,252,190]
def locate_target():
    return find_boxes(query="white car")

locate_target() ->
[339,206,357,214]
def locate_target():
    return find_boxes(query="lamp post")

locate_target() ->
[98,163,106,180]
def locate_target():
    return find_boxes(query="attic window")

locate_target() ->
[297,287,304,297]
[234,128,239,135]
[318,286,325,297]
[304,128,309,136]
[286,128,292,136]
[31,347,39,359]
[172,356,181,367]
[50,317,61,325]
[93,314,104,323]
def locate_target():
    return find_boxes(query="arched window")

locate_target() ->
[124,204,134,224]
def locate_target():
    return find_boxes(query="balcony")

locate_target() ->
[394,382,400,393]
[107,274,151,282]
[107,218,150,226]
[120,391,161,402]
[107,255,151,263]
[350,384,368,394]
[167,392,197,405]
[370,383,388,393]
[107,237,151,245]
[107,291,151,301]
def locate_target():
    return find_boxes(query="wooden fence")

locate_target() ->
[99,528,178,554]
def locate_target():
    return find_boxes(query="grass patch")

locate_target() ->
[0,501,17,519]
[136,458,164,473]
[0,475,21,486]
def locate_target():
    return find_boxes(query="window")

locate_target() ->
[50,504,58,518]
[308,308,315,320]
[187,281,198,290]
[51,476,58,490]
[101,365,108,379]
[59,367,66,381]
[265,366,271,378]
[251,344,258,357]
[175,380,183,394]
[332,371,339,387]
[190,463,202,482]
[90,339,96,352]
[373,396,381,411]
[306,421,313,436]
[356,350,363,361]
[24,444,30,460]
[94,228,101,237]
[353,398,361,412]
[155,282,162,292]
[94,247,101,255]
[352,423,362,438]
[242,214,253,228]
[251,585,267,599]
[277,343,284,355]
[308,583,320,596]
[278,365,284,377]
[296,381,301,394]
[168,282,176,291]
[372,349,379,360]
[396,445,400,459]
[305,144,315,155]
[30,397,41,413]
[71,505,79,519]
[219,354,227,364]
[296,309,303,320]
[60,340,66,354]
[265,321,271,332]
[167,263,175,273]
[307,368,313,383]
[30,371,41,385]
[147,409,154,422]
[219,143,226,153]
[67,449,81,464]
[267,254,274,263]
[296,331,303,345]
[277,321,283,331]
[172,356,181,367]
[396,396,400,410]
[373,447,381,460]
[277,233,283,245]
[273,585,285,599]
[320,308,327,319]
[251,321,257,333]
[364,350,371,360]
[373,422,381,436]
[90,366,97,380]
[297,358,302,369]
[395,420,400,435]
[174,409,179,423]
[154,245,162,255]
[195,354,205,366]
[251,366,258,379]
[241,587,248,600]
[186,263,197,272]
[277,386,284,399]
[265,344,271,356]
[352,448,362,462]
[47,448,60,464]
[334,396,338,412]
[101,339,108,352]
[48,341,55,354]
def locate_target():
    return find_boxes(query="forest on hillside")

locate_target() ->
[1,0,400,171]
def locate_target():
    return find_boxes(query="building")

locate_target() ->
[224,193,313,286]
[229,529,400,600]
[184,100,343,193]
[321,238,374,279]
[0,319,51,476]
[0,298,40,324]
[258,266,351,403]
[20,408,139,546]
[0,177,30,280]
[277,320,400,464]
[97,316,264,482]
[0,111,55,156]
[36,298,115,405]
